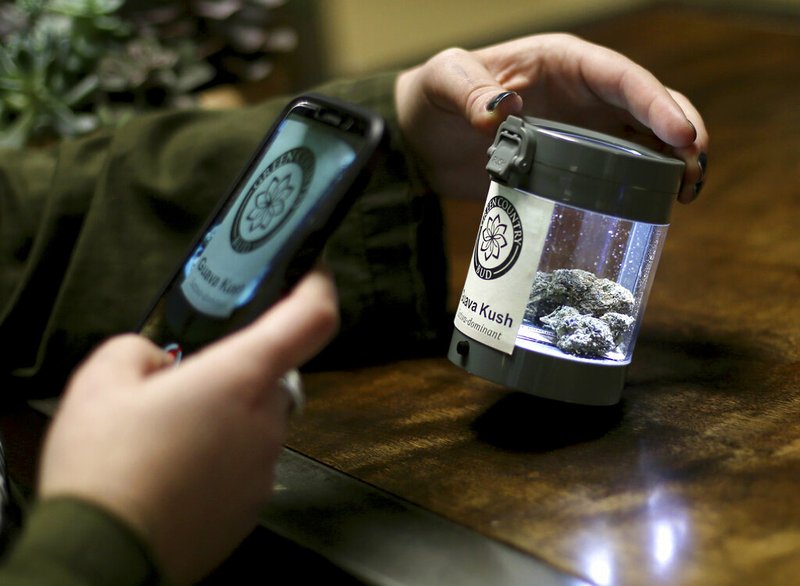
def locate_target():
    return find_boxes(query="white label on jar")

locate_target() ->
[454,181,554,354]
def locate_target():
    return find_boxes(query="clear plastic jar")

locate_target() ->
[448,117,683,405]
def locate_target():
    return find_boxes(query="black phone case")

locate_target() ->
[137,93,386,353]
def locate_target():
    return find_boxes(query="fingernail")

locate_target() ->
[693,180,704,200]
[486,91,518,112]
[279,369,305,416]
[163,343,183,366]
[693,152,707,198]
[686,119,697,140]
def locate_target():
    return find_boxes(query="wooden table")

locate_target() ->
[3,3,799,585]
[270,4,800,585]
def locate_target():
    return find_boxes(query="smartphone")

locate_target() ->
[138,93,386,359]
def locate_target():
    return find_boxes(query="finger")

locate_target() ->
[668,90,707,145]
[674,146,708,204]
[171,267,339,401]
[422,47,524,134]
[666,90,709,203]
[225,266,339,372]
[570,39,697,148]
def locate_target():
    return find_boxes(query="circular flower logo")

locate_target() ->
[247,174,295,233]
[473,195,523,280]
[230,146,315,253]
[480,213,509,261]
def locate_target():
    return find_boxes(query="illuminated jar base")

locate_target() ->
[448,329,628,406]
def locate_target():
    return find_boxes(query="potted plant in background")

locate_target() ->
[0,0,297,148]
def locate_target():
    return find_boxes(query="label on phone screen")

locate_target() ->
[454,182,554,354]
[179,115,356,318]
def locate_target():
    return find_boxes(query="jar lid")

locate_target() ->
[486,116,685,224]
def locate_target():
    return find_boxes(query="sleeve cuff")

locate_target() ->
[1,497,162,586]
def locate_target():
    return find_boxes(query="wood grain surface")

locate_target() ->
[288,4,800,585]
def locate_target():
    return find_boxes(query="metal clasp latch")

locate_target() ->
[486,116,536,186]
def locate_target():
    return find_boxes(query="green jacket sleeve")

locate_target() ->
[0,498,161,585]
[0,71,449,398]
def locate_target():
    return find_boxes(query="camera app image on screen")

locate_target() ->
[138,94,385,357]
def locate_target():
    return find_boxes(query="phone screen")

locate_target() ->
[139,97,381,356]
[180,112,359,318]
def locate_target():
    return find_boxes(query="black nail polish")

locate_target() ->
[692,152,707,199]
[694,179,704,199]
[698,152,708,180]
[486,91,517,112]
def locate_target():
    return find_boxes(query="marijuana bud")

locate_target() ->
[526,269,636,358]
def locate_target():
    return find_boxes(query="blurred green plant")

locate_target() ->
[0,0,295,148]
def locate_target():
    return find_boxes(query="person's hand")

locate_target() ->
[396,33,708,204]
[37,267,339,584]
